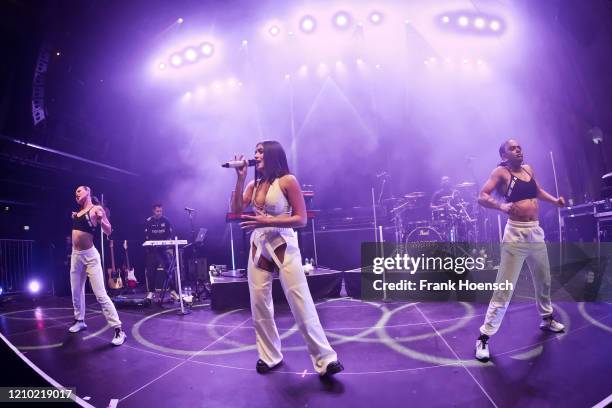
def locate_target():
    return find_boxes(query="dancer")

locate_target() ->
[231,141,343,376]
[69,186,126,346]
[475,140,565,362]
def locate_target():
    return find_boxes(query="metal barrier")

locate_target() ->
[0,239,34,293]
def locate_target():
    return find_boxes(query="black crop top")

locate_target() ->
[72,207,98,234]
[504,167,538,203]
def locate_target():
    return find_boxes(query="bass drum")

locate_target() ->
[405,226,443,243]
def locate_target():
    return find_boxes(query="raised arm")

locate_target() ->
[478,167,512,213]
[230,154,254,214]
[93,206,112,236]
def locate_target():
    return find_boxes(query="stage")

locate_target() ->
[1,294,611,407]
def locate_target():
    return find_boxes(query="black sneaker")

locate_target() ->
[321,361,344,377]
[255,359,282,374]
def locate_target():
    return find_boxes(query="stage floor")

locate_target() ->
[0,295,611,408]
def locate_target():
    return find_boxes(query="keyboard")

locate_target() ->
[142,240,188,247]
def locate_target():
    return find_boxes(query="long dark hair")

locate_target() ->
[255,140,291,184]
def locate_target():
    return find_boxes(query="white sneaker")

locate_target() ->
[68,320,87,333]
[169,290,179,301]
[111,328,126,346]
[540,316,565,333]
[475,335,490,362]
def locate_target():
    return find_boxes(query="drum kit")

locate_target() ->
[385,181,480,244]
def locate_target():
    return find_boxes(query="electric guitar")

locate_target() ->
[107,239,123,289]
[123,240,138,288]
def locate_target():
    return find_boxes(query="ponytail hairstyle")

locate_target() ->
[81,186,101,205]
[254,140,291,184]
[497,140,509,167]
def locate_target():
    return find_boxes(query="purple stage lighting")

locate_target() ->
[333,11,351,29]
[458,16,469,27]
[474,17,486,29]
[300,15,316,33]
[269,25,280,36]
[441,15,450,24]
[356,58,364,66]
[369,12,382,25]
[184,48,198,62]
[200,42,214,57]
[170,54,182,67]
[490,20,501,31]
[0,286,3,296]
[28,280,40,294]
[158,62,167,70]
[177,17,184,24]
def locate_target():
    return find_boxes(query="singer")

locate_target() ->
[69,186,126,346]
[474,139,565,362]
[230,141,343,376]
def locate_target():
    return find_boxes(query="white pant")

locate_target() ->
[70,246,122,328]
[248,228,337,374]
[480,220,553,336]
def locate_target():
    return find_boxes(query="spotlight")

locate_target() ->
[242,39,248,46]
[200,42,214,57]
[284,73,291,79]
[184,48,198,62]
[474,17,486,29]
[375,64,381,69]
[0,286,3,296]
[429,57,437,64]
[288,31,295,36]
[23,225,30,231]
[170,54,182,67]
[227,78,236,87]
[458,16,469,27]
[476,59,484,65]
[300,15,316,33]
[441,15,450,24]
[177,18,184,24]
[56,51,61,56]
[490,20,501,31]
[237,82,243,87]
[269,25,280,36]
[158,62,167,70]
[333,11,351,29]
[356,58,364,65]
[28,280,40,294]
[369,12,382,25]
[299,65,308,76]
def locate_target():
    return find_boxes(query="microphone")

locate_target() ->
[184,207,196,212]
[222,159,257,168]
[376,171,390,179]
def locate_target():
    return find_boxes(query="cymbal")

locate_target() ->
[439,195,453,201]
[456,182,476,188]
[405,192,426,199]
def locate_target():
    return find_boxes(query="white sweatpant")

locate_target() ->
[480,220,553,336]
[248,228,337,374]
[70,246,122,328]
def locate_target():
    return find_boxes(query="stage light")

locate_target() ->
[458,16,469,27]
[462,58,470,64]
[269,25,280,36]
[213,81,222,90]
[284,73,291,80]
[445,57,452,64]
[375,64,381,69]
[476,59,484,65]
[369,12,382,25]
[56,51,61,56]
[227,78,236,87]
[237,82,243,87]
[177,18,184,24]
[170,54,182,67]
[0,286,3,296]
[184,48,198,62]
[299,65,308,76]
[490,20,501,31]
[356,58,364,65]
[474,17,486,29]
[288,31,295,36]
[333,11,351,29]
[23,225,30,231]
[242,39,248,46]
[441,15,450,24]
[429,57,437,64]
[300,15,316,33]
[158,62,167,70]
[200,42,214,57]
[28,280,40,294]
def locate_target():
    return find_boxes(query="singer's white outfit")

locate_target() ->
[479,220,554,336]
[248,178,337,373]
[70,246,122,328]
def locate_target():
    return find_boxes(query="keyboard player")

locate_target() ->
[144,203,180,301]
